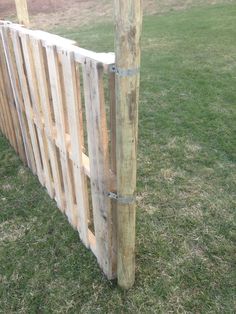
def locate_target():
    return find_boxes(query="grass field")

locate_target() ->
[0,2,236,313]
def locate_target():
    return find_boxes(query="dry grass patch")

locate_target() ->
[0,220,30,242]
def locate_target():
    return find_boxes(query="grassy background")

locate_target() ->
[0,3,236,313]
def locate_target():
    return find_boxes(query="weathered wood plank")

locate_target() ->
[60,51,90,246]
[0,37,18,149]
[45,45,75,223]
[20,32,54,197]
[1,26,36,172]
[82,59,116,279]
[11,28,44,185]
[0,36,26,162]
[30,37,65,209]
[0,64,13,144]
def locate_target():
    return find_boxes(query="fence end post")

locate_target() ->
[113,0,143,289]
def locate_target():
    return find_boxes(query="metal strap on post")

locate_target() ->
[109,65,140,77]
[108,191,136,204]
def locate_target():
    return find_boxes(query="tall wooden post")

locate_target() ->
[113,0,143,288]
[15,0,30,27]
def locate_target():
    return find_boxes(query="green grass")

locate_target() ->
[1,3,236,313]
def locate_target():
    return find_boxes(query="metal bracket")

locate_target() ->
[107,192,136,205]
[109,65,140,77]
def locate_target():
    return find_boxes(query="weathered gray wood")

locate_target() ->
[82,59,116,279]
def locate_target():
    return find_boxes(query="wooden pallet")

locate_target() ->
[0,21,117,279]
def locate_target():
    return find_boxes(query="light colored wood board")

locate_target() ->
[0,41,17,149]
[60,50,90,247]
[0,81,6,132]
[0,90,8,136]
[0,114,7,138]
[0,69,12,143]
[1,26,36,172]
[2,22,115,70]
[19,34,42,120]
[2,26,34,168]
[82,153,90,177]
[10,28,44,185]
[45,44,75,224]
[0,110,6,137]
[75,63,85,147]
[17,33,45,183]
[30,39,55,136]
[36,126,54,198]
[0,79,15,148]
[0,70,12,144]
[30,37,65,209]
[82,59,116,279]
[6,24,76,47]
[0,43,26,162]
[20,32,54,197]
[88,230,96,256]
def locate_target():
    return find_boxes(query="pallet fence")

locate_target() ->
[0,20,117,277]
[0,0,142,289]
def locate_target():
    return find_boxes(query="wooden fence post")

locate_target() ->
[113,0,143,288]
[14,0,30,27]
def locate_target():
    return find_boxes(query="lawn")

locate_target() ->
[0,2,236,313]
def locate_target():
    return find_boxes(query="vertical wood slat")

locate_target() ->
[10,28,44,185]
[0,37,17,150]
[82,59,115,279]
[0,76,8,137]
[1,26,36,172]
[0,65,12,144]
[45,45,75,223]
[30,38,65,208]
[19,33,54,197]
[0,71,13,146]
[60,51,90,247]
[0,38,26,162]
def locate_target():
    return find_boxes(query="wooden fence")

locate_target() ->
[0,21,118,280]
